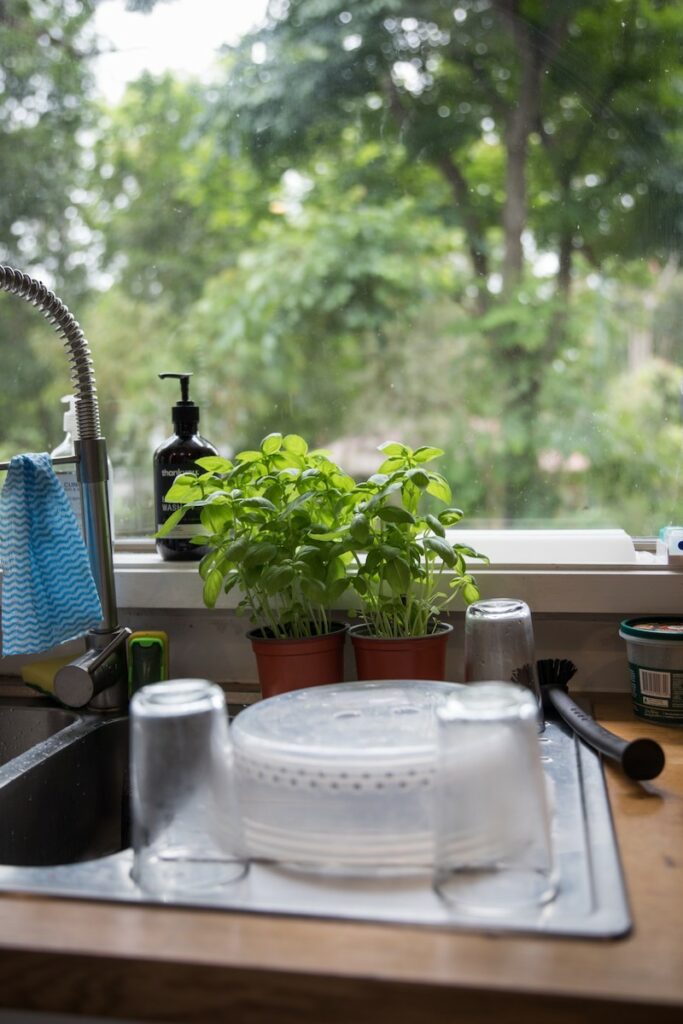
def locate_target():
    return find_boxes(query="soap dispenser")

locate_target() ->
[154,372,218,561]
[51,395,116,543]
[51,395,84,536]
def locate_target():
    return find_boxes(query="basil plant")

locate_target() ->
[326,442,487,638]
[156,432,355,639]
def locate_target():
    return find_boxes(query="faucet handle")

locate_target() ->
[54,627,132,709]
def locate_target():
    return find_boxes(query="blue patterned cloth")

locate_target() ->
[0,452,102,655]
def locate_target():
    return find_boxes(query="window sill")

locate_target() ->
[113,549,683,616]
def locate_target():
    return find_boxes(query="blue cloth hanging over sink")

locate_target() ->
[0,452,102,655]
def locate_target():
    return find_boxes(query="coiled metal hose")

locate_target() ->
[0,265,102,439]
[0,263,121,662]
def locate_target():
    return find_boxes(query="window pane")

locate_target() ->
[1,0,681,537]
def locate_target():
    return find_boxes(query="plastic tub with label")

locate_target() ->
[619,617,683,727]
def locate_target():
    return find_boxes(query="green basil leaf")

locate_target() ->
[243,542,278,568]
[202,568,223,609]
[154,506,186,537]
[412,446,444,463]
[194,456,233,473]
[326,556,347,583]
[377,457,405,474]
[350,513,371,544]
[239,496,277,511]
[300,576,326,601]
[224,537,249,563]
[378,441,410,457]
[263,565,295,594]
[376,505,415,525]
[235,450,263,463]
[261,432,283,455]
[405,468,430,489]
[163,478,203,502]
[272,451,304,471]
[423,535,456,567]
[384,557,411,593]
[200,504,231,534]
[283,490,315,515]
[438,508,464,526]
[378,543,403,560]
[283,433,308,455]
[326,577,348,602]
[426,474,452,504]
[454,545,490,563]
[425,513,446,537]
[351,575,368,595]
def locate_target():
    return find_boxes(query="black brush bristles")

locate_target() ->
[537,658,577,694]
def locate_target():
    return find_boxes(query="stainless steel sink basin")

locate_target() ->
[0,703,79,767]
[0,711,631,939]
[0,711,129,867]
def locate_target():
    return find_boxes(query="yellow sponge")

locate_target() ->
[20,655,73,696]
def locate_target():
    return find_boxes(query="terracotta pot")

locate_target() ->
[349,622,453,681]
[248,622,347,700]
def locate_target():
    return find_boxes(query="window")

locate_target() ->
[1,0,681,541]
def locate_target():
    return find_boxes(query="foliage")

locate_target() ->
[89,72,268,311]
[184,197,458,446]
[339,442,486,637]
[156,432,356,638]
[223,0,683,277]
[1,0,682,539]
[157,433,486,638]
[0,0,95,287]
[217,0,683,520]
[586,358,683,531]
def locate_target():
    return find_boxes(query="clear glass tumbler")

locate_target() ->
[130,678,247,898]
[433,682,557,916]
[464,597,542,722]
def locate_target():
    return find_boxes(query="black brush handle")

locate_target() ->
[547,687,665,781]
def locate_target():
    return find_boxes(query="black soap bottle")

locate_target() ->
[154,372,218,561]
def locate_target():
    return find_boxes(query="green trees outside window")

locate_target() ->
[1,0,681,536]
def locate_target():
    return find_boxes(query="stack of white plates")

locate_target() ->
[231,680,461,869]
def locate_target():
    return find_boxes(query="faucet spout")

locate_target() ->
[0,265,127,711]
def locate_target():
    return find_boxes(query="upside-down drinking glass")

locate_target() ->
[464,597,543,725]
[433,682,557,916]
[130,678,247,899]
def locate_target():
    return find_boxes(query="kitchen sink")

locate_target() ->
[0,699,630,939]
[0,710,129,867]
[0,703,79,767]
[0,699,249,868]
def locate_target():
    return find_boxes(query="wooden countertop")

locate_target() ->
[0,694,681,1023]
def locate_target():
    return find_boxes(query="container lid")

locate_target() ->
[232,680,462,773]
[619,617,683,641]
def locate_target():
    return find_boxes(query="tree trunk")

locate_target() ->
[558,231,573,296]
[497,2,571,291]
[502,127,528,289]
[501,18,541,291]
[436,155,489,311]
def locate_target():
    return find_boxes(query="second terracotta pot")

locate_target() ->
[248,622,347,700]
[349,622,453,681]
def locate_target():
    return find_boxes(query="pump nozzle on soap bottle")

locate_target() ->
[154,372,217,562]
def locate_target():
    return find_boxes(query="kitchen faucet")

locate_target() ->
[0,265,129,711]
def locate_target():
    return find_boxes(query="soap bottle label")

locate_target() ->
[156,465,204,539]
[55,469,84,536]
